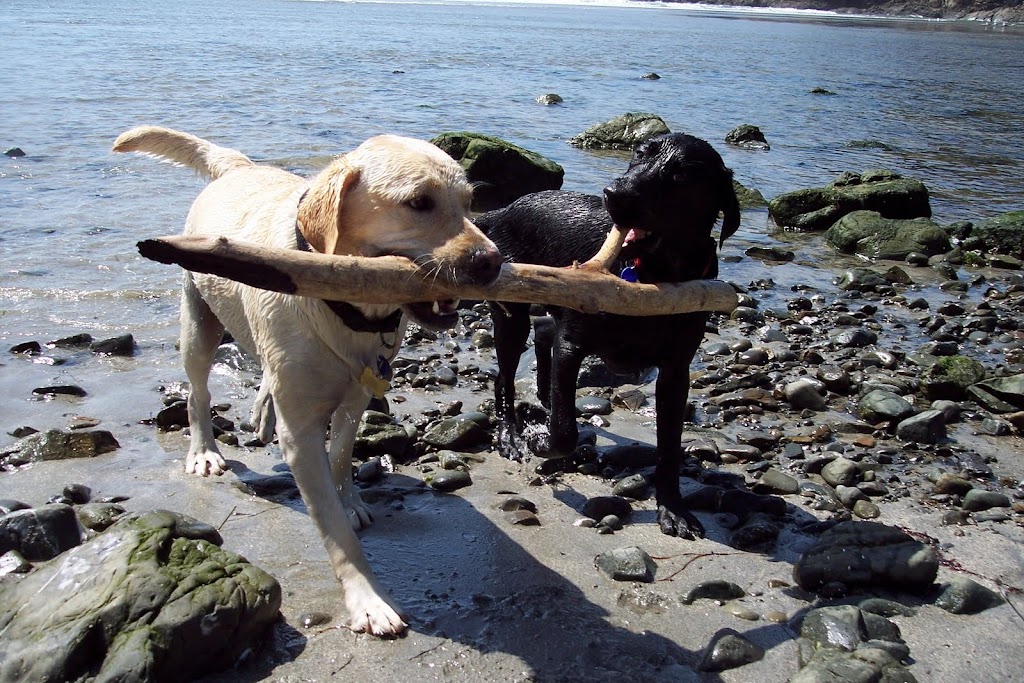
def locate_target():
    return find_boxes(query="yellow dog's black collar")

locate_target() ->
[294,189,403,335]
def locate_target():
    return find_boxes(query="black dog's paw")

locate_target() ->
[657,504,705,540]
[534,443,599,475]
[522,422,560,458]
[495,421,531,463]
[514,400,549,427]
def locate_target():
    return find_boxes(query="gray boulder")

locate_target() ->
[836,267,890,292]
[967,373,1024,413]
[421,415,491,451]
[569,112,670,151]
[821,457,860,488]
[0,504,82,561]
[697,628,765,672]
[431,132,564,212]
[794,605,915,683]
[785,378,828,411]
[595,546,656,582]
[793,521,939,593]
[934,576,1005,614]
[0,429,120,468]
[769,170,931,231]
[857,390,915,424]
[800,605,870,651]
[962,489,1011,512]
[355,415,416,460]
[826,211,951,260]
[895,409,947,444]
[791,649,916,683]
[725,124,770,150]
[91,333,136,356]
[0,510,280,683]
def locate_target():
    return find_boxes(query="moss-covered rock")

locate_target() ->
[0,510,280,683]
[921,355,987,401]
[826,210,950,260]
[734,180,767,209]
[569,113,670,151]
[769,169,931,231]
[431,132,563,212]
[969,210,1024,259]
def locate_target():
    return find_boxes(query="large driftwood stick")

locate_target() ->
[577,223,628,272]
[137,236,738,316]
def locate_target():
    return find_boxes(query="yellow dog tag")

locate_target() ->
[359,366,390,399]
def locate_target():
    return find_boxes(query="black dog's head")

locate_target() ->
[603,133,740,257]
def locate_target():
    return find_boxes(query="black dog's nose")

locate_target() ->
[603,183,639,225]
[468,246,503,285]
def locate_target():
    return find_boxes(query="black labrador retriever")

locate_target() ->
[478,132,739,540]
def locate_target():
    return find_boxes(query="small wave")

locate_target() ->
[0,287,176,303]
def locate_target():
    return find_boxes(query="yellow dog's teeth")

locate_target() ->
[430,299,461,315]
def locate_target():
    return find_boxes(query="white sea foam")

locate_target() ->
[299,0,925,21]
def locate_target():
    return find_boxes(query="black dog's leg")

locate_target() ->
[543,331,587,456]
[653,364,705,540]
[491,302,532,429]
[533,316,555,409]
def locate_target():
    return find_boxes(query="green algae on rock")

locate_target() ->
[0,510,280,683]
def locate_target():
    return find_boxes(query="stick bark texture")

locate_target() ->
[137,235,738,316]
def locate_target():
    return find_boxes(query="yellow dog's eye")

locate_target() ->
[407,195,435,212]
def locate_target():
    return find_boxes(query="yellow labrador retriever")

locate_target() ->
[113,126,502,636]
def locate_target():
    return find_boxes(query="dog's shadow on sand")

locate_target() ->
[215,454,810,682]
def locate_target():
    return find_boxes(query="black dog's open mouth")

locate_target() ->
[619,227,661,259]
[623,227,649,246]
[404,299,461,331]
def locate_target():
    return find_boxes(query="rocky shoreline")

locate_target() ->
[3,124,1024,680]
[4,253,1024,680]
[651,0,1024,25]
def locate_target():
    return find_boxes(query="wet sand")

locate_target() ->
[4,288,1023,681]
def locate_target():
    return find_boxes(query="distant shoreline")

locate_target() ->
[404,0,1024,26]
[641,0,1024,24]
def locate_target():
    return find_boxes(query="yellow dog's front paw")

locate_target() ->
[345,585,408,637]
[186,449,227,476]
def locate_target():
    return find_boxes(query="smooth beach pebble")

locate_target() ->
[300,612,332,628]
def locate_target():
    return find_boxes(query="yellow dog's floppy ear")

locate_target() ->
[296,161,359,255]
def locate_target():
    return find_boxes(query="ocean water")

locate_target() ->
[1,0,1023,435]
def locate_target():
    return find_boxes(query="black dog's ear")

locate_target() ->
[718,169,740,248]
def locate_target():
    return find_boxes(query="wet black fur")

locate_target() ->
[478,133,740,540]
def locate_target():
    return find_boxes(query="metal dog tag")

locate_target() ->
[376,355,393,381]
[359,366,390,399]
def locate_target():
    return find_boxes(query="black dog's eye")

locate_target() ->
[407,195,435,212]
[671,162,699,185]
[633,140,661,162]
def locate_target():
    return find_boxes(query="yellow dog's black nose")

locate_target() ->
[468,246,503,286]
